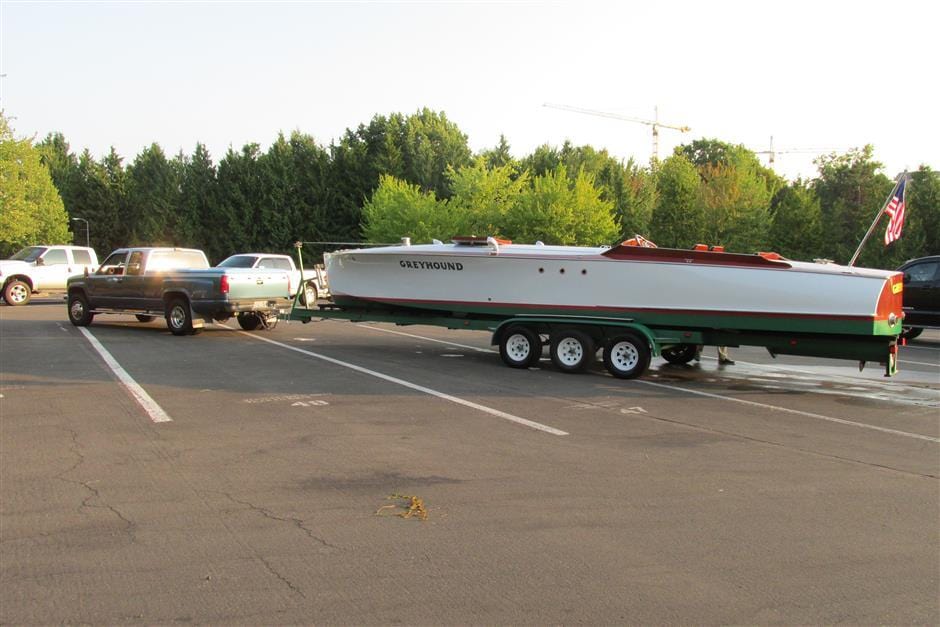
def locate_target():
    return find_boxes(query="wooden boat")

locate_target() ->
[324,237,904,338]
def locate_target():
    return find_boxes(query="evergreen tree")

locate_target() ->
[649,154,704,248]
[126,144,180,245]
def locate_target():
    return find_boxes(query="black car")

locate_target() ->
[898,255,940,340]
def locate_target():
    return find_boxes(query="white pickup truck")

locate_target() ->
[1,245,99,306]
[216,253,325,306]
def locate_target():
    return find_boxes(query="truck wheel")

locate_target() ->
[603,334,651,379]
[661,344,698,365]
[135,314,156,323]
[166,298,197,336]
[3,280,31,306]
[499,325,541,369]
[550,330,595,373]
[300,282,318,307]
[236,312,262,331]
[67,293,94,326]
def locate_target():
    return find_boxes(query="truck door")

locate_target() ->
[32,247,72,290]
[90,251,129,307]
[119,250,148,309]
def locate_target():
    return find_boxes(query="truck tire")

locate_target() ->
[603,334,651,379]
[165,297,198,336]
[499,325,542,369]
[661,344,698,365]
[900,326,923,341]
[550,329,595,373]
[236,312,262,331]
[67,293,94,326]
[300,282,318,307]
[3,280,31,306]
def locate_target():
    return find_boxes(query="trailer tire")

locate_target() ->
[166,297,198,336]
[236,312,262,331]
[661,344,698,365]
[68,293,94,326]
[550,329,595,373]
[499,325,541,369]
[900,326,923,341]
[603,334,651,379]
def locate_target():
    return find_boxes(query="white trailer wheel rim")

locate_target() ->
[556,337,584,366]
[506,333,532,362]
[611,341,639,372]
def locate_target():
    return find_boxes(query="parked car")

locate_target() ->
[67,247,291,335]
[0,245,99,306]
[897,255,940,340]
[216,252,323,305]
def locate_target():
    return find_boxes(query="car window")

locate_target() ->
[126,251,145,276]
[42,249,69,265]
[906,262,939,283]
[9,247,46,262]
[259,257,292,270]
[148,250,209,271]
[98,252,128,275]
[216,255,256,268]
[72,250,93,265]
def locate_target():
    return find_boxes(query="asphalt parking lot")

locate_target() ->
[2,298,938,624]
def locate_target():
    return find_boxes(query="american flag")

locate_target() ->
[884,178,907,246]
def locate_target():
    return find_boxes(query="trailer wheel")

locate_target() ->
[603,334,651,379]
[661,344,698,365]
[900,326,923,341]
[499,325,541,368]
[68,293,94,326]
[166,297,198,336]
[236,312,262,331]
[550,329,595,373]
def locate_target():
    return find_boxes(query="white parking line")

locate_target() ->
[636,379,938,443]
[78,327,172,423]
[234,329,568,436]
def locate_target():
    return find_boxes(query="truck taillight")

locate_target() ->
[220,275,230,294]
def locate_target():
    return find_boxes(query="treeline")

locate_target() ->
[17,108,940,267]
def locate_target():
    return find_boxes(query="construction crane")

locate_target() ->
[753,136,836,166]
[543,103,691,161]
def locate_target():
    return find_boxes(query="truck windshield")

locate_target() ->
[9,247,46,262]
[216,255,256,268]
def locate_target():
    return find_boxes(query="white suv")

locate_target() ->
[1,245,99,306]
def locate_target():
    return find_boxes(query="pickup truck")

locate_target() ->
[1,245,99,306]
[66,247,292,335]
[216,252,325,305]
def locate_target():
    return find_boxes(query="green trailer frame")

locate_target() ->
[282,290,899,378]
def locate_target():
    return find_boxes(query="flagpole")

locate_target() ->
[847,173,905,267]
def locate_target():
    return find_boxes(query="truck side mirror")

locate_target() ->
[35,257,45,266]
[903,273,911,284]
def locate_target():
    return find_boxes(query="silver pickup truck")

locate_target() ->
[66,247,292,335]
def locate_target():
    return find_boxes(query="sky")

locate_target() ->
[1,0,937,181]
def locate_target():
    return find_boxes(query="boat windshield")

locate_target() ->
[9,247,46,262]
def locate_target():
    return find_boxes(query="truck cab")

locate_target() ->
[0,245,99,305]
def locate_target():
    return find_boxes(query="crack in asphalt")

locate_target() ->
[52,426,138,544]
[216,491,341,551]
